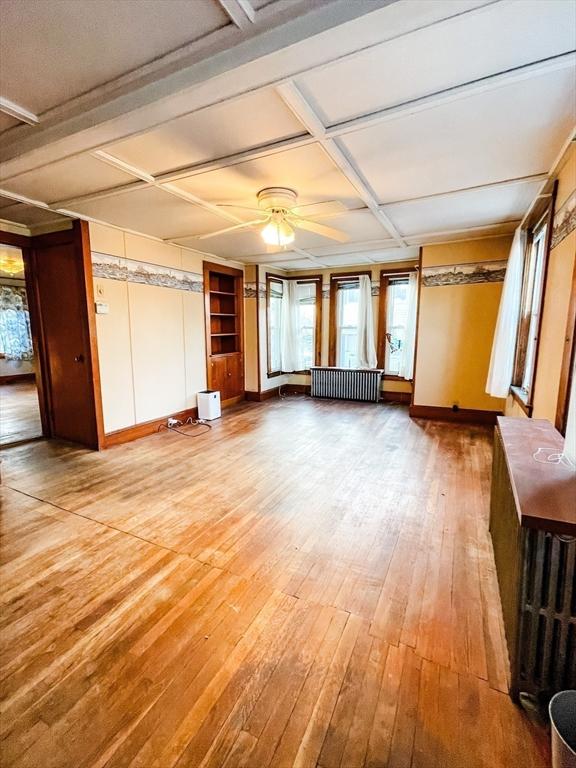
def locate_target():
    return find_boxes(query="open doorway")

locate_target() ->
[0,244,42,446]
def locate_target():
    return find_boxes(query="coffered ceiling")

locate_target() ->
[0,0,574,269]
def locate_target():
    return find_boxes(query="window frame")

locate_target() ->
[266,272,322,376]
[511,196,555,414]
[377,266,417,379]
[328,271,372,367]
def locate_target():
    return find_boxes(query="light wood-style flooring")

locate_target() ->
[0,380,42,447]
[0,398,550,767]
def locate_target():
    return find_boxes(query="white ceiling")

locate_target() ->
[0,0,575,270]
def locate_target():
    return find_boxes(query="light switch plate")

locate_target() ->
[95,301,109,314]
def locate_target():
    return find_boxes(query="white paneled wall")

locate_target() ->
[90,222,236,433]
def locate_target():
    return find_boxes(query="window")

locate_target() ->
[295,282,316,370]
[267,275,321,374]
[336,280,360,368]
[513,219,549,404]
[377,269,418,379]
[268,278,283,374]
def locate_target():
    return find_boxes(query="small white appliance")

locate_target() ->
[197,390,221,420]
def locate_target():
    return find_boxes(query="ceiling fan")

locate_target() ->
[197,187,349,247]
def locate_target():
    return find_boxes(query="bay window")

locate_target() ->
[267,275,321,374]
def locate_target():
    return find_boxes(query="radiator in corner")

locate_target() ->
[310,366,383,403]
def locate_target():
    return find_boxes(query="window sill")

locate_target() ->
[510,385,533,417]
[383,374,413,382]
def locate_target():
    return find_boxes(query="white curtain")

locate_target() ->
[486,228,526,398]
[280,279,302,372]
[398,272,418,380]
[357,275,378,369]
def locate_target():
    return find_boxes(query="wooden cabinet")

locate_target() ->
[204,262,244,405]
[490,417,576,705]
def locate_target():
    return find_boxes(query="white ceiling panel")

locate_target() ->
[340,68,576,202]
[264,258,317,270]
[105,90,307,175]
[174,229,278,260]
[0,201,69,226]
[0,114,21,133]
[0,0,229,114]
[296,0,576,124]
[0,155,138,204]
[70,186,229,240]
[172,144,364,209]
[384,179,544,237]
[405,223,517,246]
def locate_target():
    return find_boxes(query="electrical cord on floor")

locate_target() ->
[157,417,212,438]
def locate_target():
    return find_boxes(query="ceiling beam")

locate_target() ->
[217,0,255,29]
[276,81,408,247]
[0,97,39,126]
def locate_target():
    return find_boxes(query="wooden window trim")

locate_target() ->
[266,273,322,375]
[555,243,576,434]
[328,271,372,367]
[512,181,557,408]
[377,267,417,374]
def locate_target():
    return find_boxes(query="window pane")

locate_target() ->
[296,282,316,370]
[385,279,409,375]
[521,228,546,394]
[337,284,359,368]
[268,281,283,372]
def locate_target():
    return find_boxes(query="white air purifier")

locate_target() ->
[197,390,221,420]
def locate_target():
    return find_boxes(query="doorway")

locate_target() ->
[0,244,42,446]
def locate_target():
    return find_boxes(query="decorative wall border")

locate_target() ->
[551,189,576,250]
[422,259,507,287]
[92,252,203,292]
[244,281,266,299]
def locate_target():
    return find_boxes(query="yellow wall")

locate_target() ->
[90,222,249,433]
[414,236,511,412]
[531,143,576,423]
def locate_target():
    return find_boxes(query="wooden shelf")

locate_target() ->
[211,313,237,317]
[211,332,239,337]
[210,290,236,296]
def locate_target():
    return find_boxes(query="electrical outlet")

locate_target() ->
[167,418,179,427]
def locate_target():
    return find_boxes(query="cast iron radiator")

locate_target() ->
[516,529,576,698]
[310,366,383,402]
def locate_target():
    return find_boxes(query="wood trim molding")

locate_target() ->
[75,220,105,450]
[328,270,372,366]
[265,271,322,377]
[409,404,501,425]
[382,390,411,404]
[0,229,31,248]
[376,266,416,369]
[410,248,423,406]
[104,406,199,447]
[0,373,35,384]
[530,180,558,409]
[510,385,532,417]
[555,254,576,434]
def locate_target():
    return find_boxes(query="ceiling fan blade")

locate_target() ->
[216,204,263,215]
[288,215,349,243]
[197,218,267,240]
[292,200,347,218]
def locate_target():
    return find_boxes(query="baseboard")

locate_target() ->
[0,373,35,384]
[283,384,310,395]
[381,391,411,404]
[409,404,501,425]
[104,406,199,447]
[245,385,311,402]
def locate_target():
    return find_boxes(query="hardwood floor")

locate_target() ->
[0,381,42,447]
[0,398,550,767]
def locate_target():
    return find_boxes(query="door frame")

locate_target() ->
[0,222,105,449]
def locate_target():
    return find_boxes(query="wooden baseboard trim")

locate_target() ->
[245,388,280,402]
[381,391,411,404]
[283,384,310,395]
[104,406,199,447]
[409,404,501,425]
[0,373,36,385]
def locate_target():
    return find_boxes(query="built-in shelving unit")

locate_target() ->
[203,262,244,403]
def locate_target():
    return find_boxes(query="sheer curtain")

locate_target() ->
[0,285,33,361]
[357,275,377,369]
[398,272,418,380]
[280,279,302,372]
[486,228,526,398]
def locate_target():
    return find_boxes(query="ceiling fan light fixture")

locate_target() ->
[261,218,295,247]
